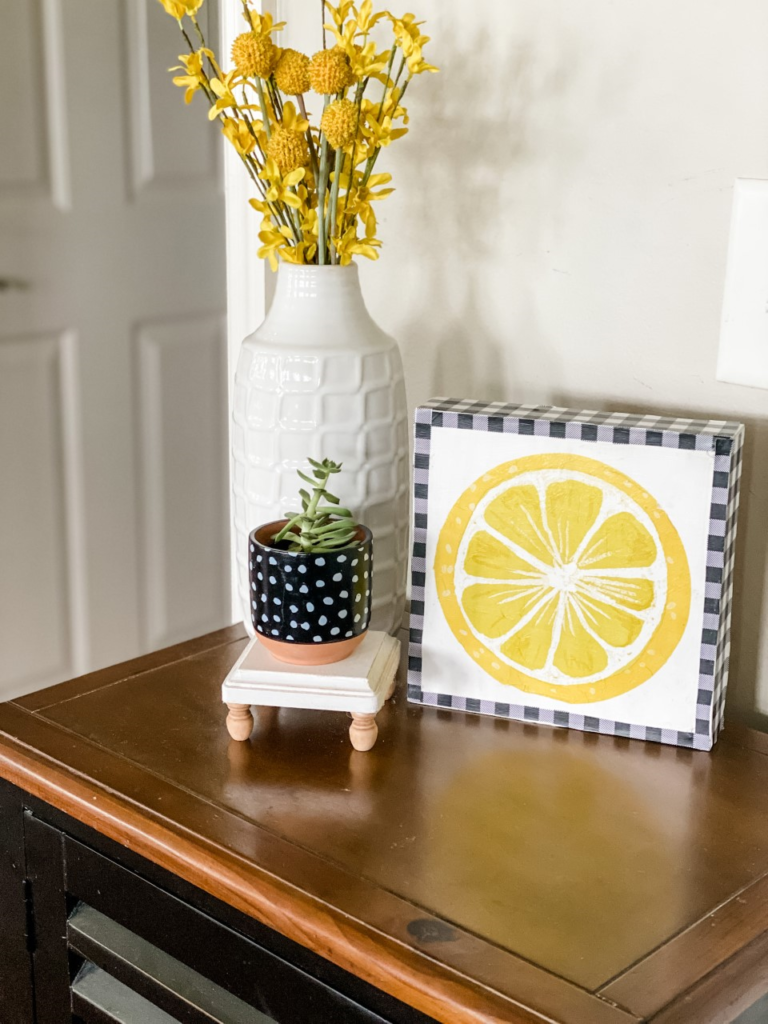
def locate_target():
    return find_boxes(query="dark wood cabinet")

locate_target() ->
[6,625,768,1022]
[0,780,432,1024]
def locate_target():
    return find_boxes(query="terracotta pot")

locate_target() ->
[248,520,373,665]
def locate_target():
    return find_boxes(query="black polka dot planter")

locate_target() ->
[248,520,373,666]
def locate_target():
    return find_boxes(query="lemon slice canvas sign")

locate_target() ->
[408,400,744,750]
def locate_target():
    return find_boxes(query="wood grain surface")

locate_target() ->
[3,627,768,1022]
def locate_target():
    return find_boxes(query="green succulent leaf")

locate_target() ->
[272,459,362,555]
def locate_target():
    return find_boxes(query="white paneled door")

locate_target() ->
[0,0,229,699]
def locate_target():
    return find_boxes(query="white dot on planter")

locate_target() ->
[290,605,298,613]
[273,615,279,622]
[306,602,314,612]
[258,572,263,581]
[338,555,346,563]
[323,597,333,606]
[269,557,277,565]
[301,621,310,630]
[333,572,342,582]
[316,557,325,566]
[354,614,361,622]
[299,585,308,594]
[261,614,268,622]
[285,564,292,572]
[251,582,256,591]
[257,624,263,632]
[339,609,348,619]
[364,571,369,579]
[316,580,325,588]
[330,626,340,635]
[364,553,369,561]
[249,562,253,571]
[273,597,281,605]
[352,575,358,582]
[319,615,328,626]
[251,600,257,609]
[345,631,353,638]
[250,544,255,553]
[269,576,276,584]
[272,629,280,636]
[286,634,294,641]
[352,559,358,566]
[298,565,307,574]
[285,583,293,592]
[313,635,322,642]
[256,554,262,562]
[340,590,348,598]
[290,620,298,628]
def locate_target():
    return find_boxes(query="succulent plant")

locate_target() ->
[272,458,361,553]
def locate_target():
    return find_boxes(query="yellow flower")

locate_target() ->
[280,100,309,134]
[231,32,279,78]
[158,0,204,20]
[266,126,310,174]
[258,219,294,271]
[170,48,210,103]
[308,48,354,95]
[221,117,258,156]
[274,49,310,95]
[389,14,438,75]
[240,10,285,39]
[320,98,358,150]
[344,172,394,239]
[324,0,356,31]
[362,109,408,147]
[332,226,381,265]
[207,71,238,120]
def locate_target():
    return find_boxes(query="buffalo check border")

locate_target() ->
[407,399,745,751]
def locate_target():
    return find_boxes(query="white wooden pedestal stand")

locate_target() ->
[222,631,401,751]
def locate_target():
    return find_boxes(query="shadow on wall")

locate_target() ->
[382,22,578,401]
[556,391,768,732]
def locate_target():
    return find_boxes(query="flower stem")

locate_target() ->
[255,78,272,139]
[327,147,344,264]
[297,94,319,180]
[241,0,257,31]
[316,95,331,265]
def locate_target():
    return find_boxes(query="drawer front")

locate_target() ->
[63,835,391,1024]
[22,811,432,1024]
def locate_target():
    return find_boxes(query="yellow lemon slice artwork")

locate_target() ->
[435,454,691,704]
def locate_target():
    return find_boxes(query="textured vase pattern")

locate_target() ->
[232,264,409,636]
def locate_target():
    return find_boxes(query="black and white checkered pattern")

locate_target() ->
[408,398,745,751]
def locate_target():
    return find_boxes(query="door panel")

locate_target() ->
[0,0,229,699]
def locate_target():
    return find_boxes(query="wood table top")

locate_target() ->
[2,626,768,1023]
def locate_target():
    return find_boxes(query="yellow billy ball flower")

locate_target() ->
[231,32,278,79]
[274,49,311,95]
[308,48,354,96]
[321,98,358,149]
[266,126,310,174]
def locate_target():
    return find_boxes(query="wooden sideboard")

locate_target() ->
[3,625,768,1023]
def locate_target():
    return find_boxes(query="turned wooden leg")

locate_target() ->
[226,703,254,741]
[349,713,378,751]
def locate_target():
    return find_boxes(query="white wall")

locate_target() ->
[266,0,768,725]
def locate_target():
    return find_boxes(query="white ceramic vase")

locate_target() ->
[232,263,409,636]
